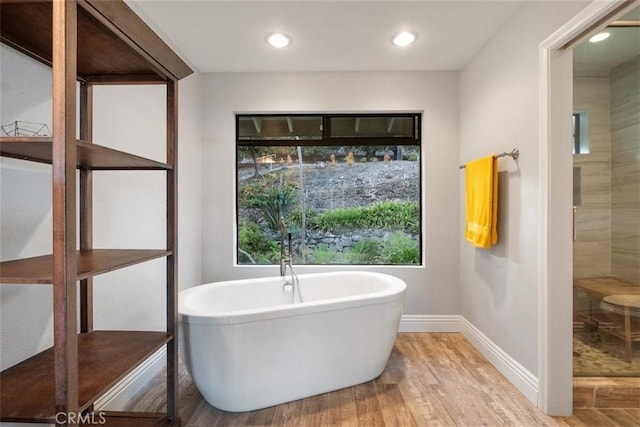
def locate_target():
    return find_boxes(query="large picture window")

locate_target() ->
[236,113,422,265]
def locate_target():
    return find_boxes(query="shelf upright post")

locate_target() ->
[80,81,94,333]
[166,79,179,422]
[52,0,79,423]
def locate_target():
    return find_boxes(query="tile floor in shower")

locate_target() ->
[573,325,639,377]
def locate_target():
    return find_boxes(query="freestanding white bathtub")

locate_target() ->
[178,271,406,412]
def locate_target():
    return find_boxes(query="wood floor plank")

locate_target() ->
[122,333,639,426]
[441,374,500,426]
[354,381,385,426]
[212,408,249,427]
[600,409,640,427]
[177,377,203,425]
[552,413,590,427]
[245,405,276,426]
[623,408,640,426]
[376,354,399,385]
[299,392,331,426]
[125,378,166,413]
[373,381,416,427]
[328,386,357,426]
[272,397,305,426]
[570,408,625,427]
[185,399,222,427]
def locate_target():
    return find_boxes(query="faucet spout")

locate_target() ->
[278,216,301,303]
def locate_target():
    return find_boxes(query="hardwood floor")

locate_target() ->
[124,333,639,426]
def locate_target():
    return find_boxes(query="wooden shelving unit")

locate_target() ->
[0,0,192,425]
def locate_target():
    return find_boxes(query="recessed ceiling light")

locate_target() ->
[266,32,291,48]
[589,32,610,43]
[392,31,417,47]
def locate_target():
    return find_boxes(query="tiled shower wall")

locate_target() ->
[610,56,640,285]
[573,56,640,285]
[573,77,612,279]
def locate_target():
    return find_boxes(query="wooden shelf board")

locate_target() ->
[0,331,172,423]
[0,249,171,284]
[0,0,192,81]
[0,137,171,170]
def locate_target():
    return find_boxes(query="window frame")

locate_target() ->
[235,112,423,266]
[573,112,581,154]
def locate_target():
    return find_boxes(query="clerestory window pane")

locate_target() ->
[238,115,322,141]
[328,115,416,139]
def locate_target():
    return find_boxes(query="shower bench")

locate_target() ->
[574,277,640,363]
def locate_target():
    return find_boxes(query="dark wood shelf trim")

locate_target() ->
[81,0,193,81]
[0,1,192,81]
[0,137,171,170]
[0,331,172,423]
[85,74,168,85]
[0,249,171,284]
[0,32,53,71]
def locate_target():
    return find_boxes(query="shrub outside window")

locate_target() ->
[236,113,422,265]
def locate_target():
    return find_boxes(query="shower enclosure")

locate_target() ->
[572,7,639,377]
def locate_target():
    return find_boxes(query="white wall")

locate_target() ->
[0,44,202,369]
[176,72,203,292]
[201,71,460,316]
[458,0,588,380]
[1,45,56,370]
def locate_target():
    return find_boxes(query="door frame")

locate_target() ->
[538,0,637,415]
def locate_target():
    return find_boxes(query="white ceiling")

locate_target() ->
[127,0,525,73]
[573,7,640,76]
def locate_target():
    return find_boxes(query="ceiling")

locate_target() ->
[127,1,639,75]
[126,0,525,73]
[573,6,640,76]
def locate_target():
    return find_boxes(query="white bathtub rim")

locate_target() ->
[180,296,403,325]
[180,270,404,297]
[179,271,406,325]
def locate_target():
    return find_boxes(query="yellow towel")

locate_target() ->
[465,155,498,248]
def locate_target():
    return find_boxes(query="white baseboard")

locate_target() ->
[460,317,539,405]
[94,346,167,411]
[399,314,462,332]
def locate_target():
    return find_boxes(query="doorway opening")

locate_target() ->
[572,6,640,378]
[540,0,638,415]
